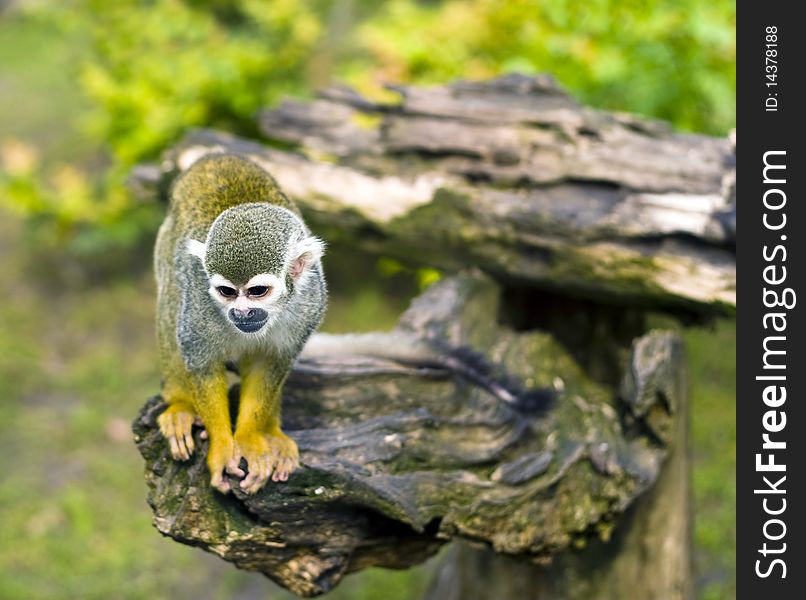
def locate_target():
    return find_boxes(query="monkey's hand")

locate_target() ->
[158,402,200,461]
[206,436,246,494]
[233,428,299,494]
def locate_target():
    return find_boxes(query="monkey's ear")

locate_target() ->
[186,239,207,265]
[288,236,325,280]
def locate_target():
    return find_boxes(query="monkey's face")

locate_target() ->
[187,203,325,336]
[208,272,286,334]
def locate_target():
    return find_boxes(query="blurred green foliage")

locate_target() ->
[2,0,326,254]
[74,0,323,165]
[351,0,735,134]
[0,3,735,598]
[0,0,734,254]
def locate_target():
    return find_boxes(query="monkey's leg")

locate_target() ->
[192,366,245,493]
[233,356,299,493]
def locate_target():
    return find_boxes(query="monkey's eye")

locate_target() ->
[216,286,238,298]
[246,285,271,298]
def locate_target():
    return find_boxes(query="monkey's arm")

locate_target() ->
[159,349,243,493]
[191,364,245,492]
[155,225,208,464]
[233,353,299,493]
[158,250,244,492]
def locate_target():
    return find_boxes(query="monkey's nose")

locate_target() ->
[228,307,269,333]
[231,308,256,320]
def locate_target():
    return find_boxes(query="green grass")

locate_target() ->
[0,217,249,600]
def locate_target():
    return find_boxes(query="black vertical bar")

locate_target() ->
[737,1,804,597]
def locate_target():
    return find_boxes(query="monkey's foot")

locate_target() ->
[158,402,200,461]
[234,429,300,493]
[207,436,245,494]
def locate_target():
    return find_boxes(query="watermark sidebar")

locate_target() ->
[738,2,805,597]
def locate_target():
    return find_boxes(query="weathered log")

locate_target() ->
[131,74,735,317]
[424,326,692,600]
[133,273,687,597]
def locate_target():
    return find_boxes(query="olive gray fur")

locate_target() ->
[205,203,304,286]
[155,153,327,376]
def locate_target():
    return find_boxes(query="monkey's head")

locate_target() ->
[187,203,324,335]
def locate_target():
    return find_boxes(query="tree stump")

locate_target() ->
[131,75,734,598]
[134,273,687,597]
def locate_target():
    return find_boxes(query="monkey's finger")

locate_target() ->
[260,456,272,488]
[225,457,245,478]
[240,473,255,492]
[272,458,292,482]
[179,413,196,457]
[270,457,282,482]
[179,437,191,461]
[158,419,174,439]
[243,467,261,493]
[172,427,189,460]
[262,453,277,484]
[168,435,182,460]
[281,458,294,481]
[241,457,268,494]
[159,417,176,445]
[211,471,230,494]
[274,451,298,481]
[240,463,260,492]
[183,429,195,457]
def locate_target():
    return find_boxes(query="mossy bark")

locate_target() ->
[424,322,692,600]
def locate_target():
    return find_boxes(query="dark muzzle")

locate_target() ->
[228,308,269,333]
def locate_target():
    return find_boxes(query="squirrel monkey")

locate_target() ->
[154,153,326,494]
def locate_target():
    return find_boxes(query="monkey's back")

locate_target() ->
[168,154,300,240]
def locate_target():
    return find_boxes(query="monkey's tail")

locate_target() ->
[301,332,555,415]
[421,342,555,415]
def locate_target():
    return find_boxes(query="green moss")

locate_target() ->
[549,247,663,298]
[351,112,384,130]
